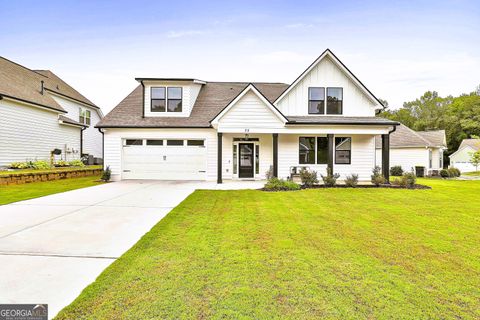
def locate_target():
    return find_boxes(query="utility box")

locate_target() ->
[415,166,425,177]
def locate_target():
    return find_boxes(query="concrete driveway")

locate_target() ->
[0,180,263,319]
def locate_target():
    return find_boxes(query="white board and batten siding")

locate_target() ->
[276,56,377,117]
[103,128,217,181]
[0,99,80,166]
[278,134,376,181]
[51,95,103,158]
[143,81,203,118]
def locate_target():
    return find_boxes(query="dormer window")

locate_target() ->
[167,87,182,112]
[327,88,343,114]
[308,87,325,114]
[151,87,166,112]
[150,87,182,113]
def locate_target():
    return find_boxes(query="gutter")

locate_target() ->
[140,80,145,118]
[97,128,105,166]
[0,93,66,113]
[80,126,87,156]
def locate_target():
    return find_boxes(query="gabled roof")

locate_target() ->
[58,114,85,127]
[375,123,447,148]
[0,56,98,112]
[96,82,288,128]
[210,83,288,125]
[449,139,480,158]
[274,49,384,109]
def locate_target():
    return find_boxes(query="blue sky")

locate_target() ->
[1,0,479,112]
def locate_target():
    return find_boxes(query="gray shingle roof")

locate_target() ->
[58,114,84,127]
[96,82,289,128]
[0,57,98,112]
[287,116,398,125]
[458,139,480,151]
[375,123,446,148]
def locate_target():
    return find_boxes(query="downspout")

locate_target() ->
[141,80,145,118]
[97,128,105,169]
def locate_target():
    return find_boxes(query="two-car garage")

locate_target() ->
[122,138,207,180]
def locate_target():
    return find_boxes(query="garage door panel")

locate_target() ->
[122,144,206,180]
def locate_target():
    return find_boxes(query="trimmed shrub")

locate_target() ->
[321,168,340,187]
[101,166,112,182]
[55,160,69,167]
[344,174,359,187]
[371,166,386,186]
[447,167,461,177]
[265,166,274,180]
[32,160,51,170]
[299,168,318,187]
[264,178,300,191]
[69,159,85,167]
[390,165,403,176]
[9,162,30,169]
[440,169,449,178]
[400,172,417,188]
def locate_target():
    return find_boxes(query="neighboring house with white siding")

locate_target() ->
[97,49,399,182]
[375,124,447,175]
[449,139,480,173]
[0,57,103,167]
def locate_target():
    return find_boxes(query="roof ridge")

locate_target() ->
[0,56,49,78]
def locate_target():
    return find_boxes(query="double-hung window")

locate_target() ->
[151,87,183,113]
[308,87,325,114]
[308,87,343,115]
[79,108,91,125]
[299,137,329,164]
[335,137,351,164]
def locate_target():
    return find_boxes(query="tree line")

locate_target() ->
[379,87,480,164]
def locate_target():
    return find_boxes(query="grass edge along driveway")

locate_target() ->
[0,176,103,205]
[56,178,479,319]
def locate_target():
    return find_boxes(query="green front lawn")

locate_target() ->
[56,179,479,319]
[0,176,103,205]
[463,171,480,176]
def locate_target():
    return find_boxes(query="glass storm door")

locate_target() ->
[239,143,254,178]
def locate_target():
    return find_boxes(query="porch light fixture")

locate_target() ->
[244,129,250,140]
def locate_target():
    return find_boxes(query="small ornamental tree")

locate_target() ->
[470,150,480,172]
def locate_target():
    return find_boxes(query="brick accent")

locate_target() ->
[0,168,102,186]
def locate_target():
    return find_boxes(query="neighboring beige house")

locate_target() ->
[0,57,103,167]
[375,124,447,175]
[449,139,480,172]
[97,49,400,182]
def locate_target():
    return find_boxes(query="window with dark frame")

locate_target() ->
[79,107,84,124]
[125,139,143,146]
[316,137,328,164]
[335,137,351,164]
[146,139,163,146]
[166,139,184,146]
[85,110,91,125]
[255,145,260,174]
[299,137,316,164]
[233,145,237,174]
[327,88,343,114]
[167,87,182,112]
[187,140,204,146]
[308,87,325,114]
[79,108,91,125]
[151,87,166,112]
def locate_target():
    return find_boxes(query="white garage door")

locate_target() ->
[122,139,207,180]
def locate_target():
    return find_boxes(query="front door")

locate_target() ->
[239,143,254,178]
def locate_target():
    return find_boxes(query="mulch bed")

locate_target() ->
[262,184,431,191]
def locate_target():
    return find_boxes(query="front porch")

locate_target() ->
[216,131,392,183]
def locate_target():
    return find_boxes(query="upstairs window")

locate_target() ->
[151,87,166,112]
[79,108,91,125]
[167,87,182,112]
[327,88,343,114]
[308,87,325,114]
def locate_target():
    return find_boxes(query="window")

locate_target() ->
[308,87,325,114]
[429,149,433,168]
[167,139,184,146]
[125,139,143,146]
[327,88,343,114]
[233,145,238,174]
[316,137,328,164]
[187,140,204,146]
[151,87,166,112]
[146,139,163,146]
[167,87,182,112]
[79,108,91,125]
[255,145,260,174]
[439,150,444,169]
[335,137,351,164]
[299,137,316,164]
